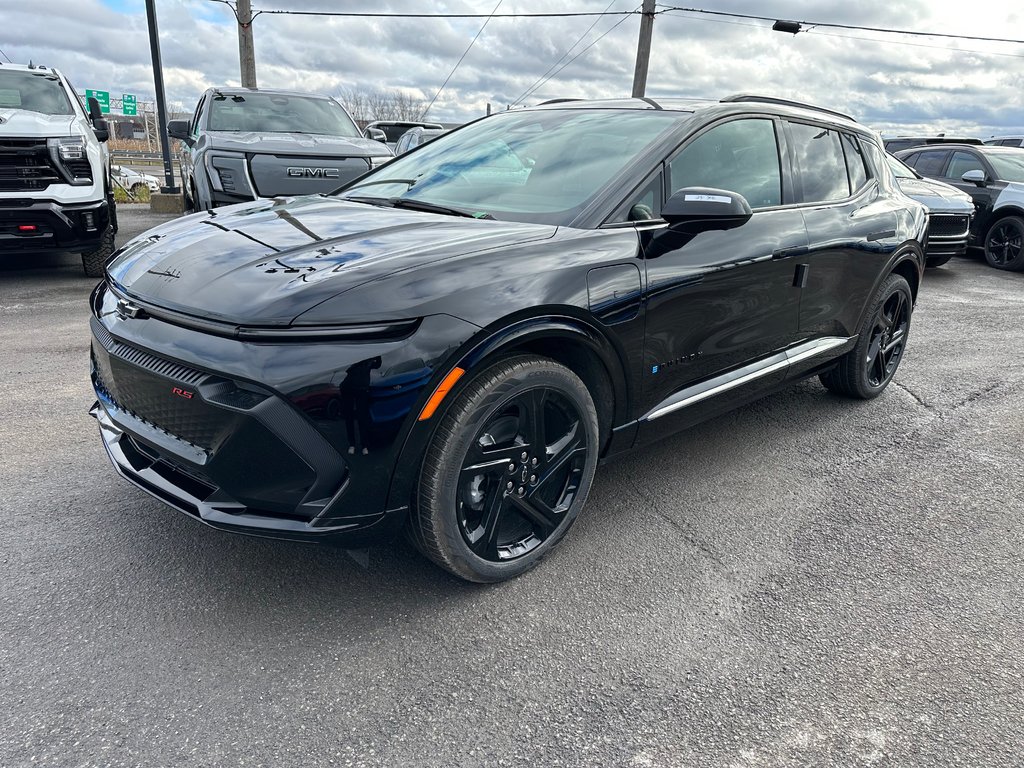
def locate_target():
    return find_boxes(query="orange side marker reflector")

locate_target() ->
[418,367,466,421]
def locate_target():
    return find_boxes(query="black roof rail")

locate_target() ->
[720,94,856,122]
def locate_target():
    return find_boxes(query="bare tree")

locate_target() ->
[337,87,428,125]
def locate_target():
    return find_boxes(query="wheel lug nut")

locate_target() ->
[508,463,516,472]
[530,474,536,483]
[517,486,525,495]
[506,481,513,490]
[531,458,538,466]
[520,451,528,461]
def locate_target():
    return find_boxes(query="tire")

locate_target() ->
[411,355,600,583]
[820,273,913,399]
[925,253,953,268]
[983,216,1024,271]
[183,181,198,214]
[81,226,116,278]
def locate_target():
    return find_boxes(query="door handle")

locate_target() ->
[772,246,809,260]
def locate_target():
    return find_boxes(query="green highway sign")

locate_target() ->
[85,89,110,114]
[122,93,137,116]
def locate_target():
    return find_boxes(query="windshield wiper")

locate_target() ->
[390,197,494,220]
[347,179,418,191]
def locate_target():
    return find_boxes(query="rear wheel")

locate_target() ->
[983,216,1024,271]
[820,273,913,399]
[411,356,599,582]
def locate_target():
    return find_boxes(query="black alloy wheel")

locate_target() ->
[984,216,1024,271]
[820,272,914,399]
[865,288,910,388]
[412,356,599,582]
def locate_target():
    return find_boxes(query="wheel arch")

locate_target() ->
[987,205,1024,235]
[383,314,631,514]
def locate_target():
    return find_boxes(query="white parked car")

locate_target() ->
[111,165,160,195]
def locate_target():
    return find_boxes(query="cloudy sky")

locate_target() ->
[2,0,1023,136]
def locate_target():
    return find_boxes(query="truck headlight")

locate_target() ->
[47,137,92,185]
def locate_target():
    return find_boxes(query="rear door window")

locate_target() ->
[841,133,869,192]
[945,151,985,179]
[908,150,950,177]
[787,122,850,203]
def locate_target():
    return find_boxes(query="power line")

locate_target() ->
[206,1,638,21]
[512,0,621,107]
[515,7,638,105]
[659,10,1024,60]
[658,6,1024,46]
[425,0,503,116]
[0,47,12,63]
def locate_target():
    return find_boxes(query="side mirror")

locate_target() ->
[86,96,109,142]
[662,187,752,233]
[167,119,191,142]
[366,128,387,143]
[961,169,986,187]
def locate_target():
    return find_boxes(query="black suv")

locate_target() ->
[91,95,927,582]
[896,143,1024,270]
[167,88,391,212]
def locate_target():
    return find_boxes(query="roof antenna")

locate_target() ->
[28,60,34,69]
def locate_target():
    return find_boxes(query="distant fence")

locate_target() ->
[110,150,178,168]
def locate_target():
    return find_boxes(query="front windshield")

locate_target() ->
[986,150,1024,183]
[0,70,73,116]
[887,154,917,179]
[337,108,681,225]
[208,92,359,137]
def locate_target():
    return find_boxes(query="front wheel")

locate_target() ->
[81,226,116,278]
[984,216,1024,271]
[820,273,913,399]
[411,356,600,583]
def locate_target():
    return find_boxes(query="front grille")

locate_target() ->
[0,138,62,191]
[92,319,206,386]
[930,214,970,237]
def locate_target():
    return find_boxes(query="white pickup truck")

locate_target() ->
[0,63,116,276]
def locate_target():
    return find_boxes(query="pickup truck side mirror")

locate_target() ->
[662,187,753,233]
[366,128,387,143]
[961,169,987,187]
[167,119,191,142]
[87,96,109,142]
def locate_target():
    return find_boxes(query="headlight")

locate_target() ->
[368,155,392,168]
[47,136,92,185]
[207,152,254,197]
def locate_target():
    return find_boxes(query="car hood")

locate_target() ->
[0,110,76,138]
[107,196,558,326]
[896,177,974,213]
[205,131,390,158]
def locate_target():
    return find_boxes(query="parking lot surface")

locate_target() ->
[2,207,1022,767]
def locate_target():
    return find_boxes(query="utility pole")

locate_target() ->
[237,0,258,88]
[145,0,177,192]
[631,0,656,98]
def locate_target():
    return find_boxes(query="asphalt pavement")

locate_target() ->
[1,206,1022,767]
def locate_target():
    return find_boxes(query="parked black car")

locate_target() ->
[887,154,973,267]
[883,135,982,153]
[167,88,391,212]
[896,143,1024,270]
[91,95,927,582]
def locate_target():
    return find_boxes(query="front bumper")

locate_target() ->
[0,198,110,254]
[926,212,971,258]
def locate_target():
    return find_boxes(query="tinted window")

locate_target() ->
[946,151,984,179]
[208,93,359,137]
[909,150,949,178]
[999,139,1021,147]
[0,69,73,115]
[788,122,849,202]
[611,170,663,223]
[668,118,782,208]
[986,151,1024,182]
[842,133,869,191]
[340,109,680,225]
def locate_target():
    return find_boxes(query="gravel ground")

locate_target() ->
[1,207,1022,767]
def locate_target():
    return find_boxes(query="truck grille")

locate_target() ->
[0,138,63,191]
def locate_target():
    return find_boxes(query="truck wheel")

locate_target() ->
[81,227,116,278]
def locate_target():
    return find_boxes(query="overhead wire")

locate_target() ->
[205,1,638,21]
[0,47,12,63]
[514,7,638,105]
[511,0,621,107]
[424,0,503,116]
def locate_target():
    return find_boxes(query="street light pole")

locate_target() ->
[144,0,177,193]
[631,0,657,98]
[237,0,258,88]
